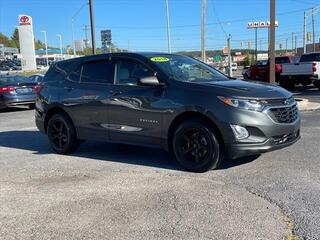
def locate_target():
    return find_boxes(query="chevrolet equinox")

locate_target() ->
[35,53,300,172]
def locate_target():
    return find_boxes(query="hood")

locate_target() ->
[196,79,292,99]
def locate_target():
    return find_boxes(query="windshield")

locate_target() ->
[149,55,229,82]
[0,75,33,86]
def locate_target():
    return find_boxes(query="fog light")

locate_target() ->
[230,124,249,140]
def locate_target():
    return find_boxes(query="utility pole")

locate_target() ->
[227,34,232,77]
[269,0,276,84]
[71,19,76,56]
[255,28,258,61]
[71,3,88,57]
[312,7,315,52]
[83,25,89,48]
[165,0,172,53]
[303,11,306,53]
[127,40,130,52]
[260,39,262,51]
[295,35,297,54]
[285,38,288,54]
[56,34,62,57]
[41,30,48,67]
[201,0,206,62]
[292,32,294,52]
[89,0,96,54]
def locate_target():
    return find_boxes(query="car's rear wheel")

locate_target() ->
[47,113,79,154]
[173,119,222,172]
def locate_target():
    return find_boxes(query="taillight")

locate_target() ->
[33,84,43,94]
[0,86,15,93]
[312,63,317,72]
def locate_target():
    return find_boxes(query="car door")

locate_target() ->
[61,58,115,141]
[106,57,165,146]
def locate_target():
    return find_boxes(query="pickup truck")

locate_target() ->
[281,52,320,90]
[250,56,292,82]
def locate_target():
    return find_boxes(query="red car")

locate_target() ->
[250,56,292,82]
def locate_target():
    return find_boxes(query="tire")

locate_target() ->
[172,119,223,172]
[47,113,79,154]
[28,103,35,110]
[279,77,295,91]
[313,80,320,90]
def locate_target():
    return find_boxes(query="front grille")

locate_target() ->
[268,104,299,123]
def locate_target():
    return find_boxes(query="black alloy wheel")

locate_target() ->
[173,119,222,172]
[47,113,79,154]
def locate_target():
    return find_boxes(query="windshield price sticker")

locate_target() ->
[150,57,170,62]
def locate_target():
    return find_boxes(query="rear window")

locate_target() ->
[275,57,290,64]
[0,75,33,85]
[300,53,320,62]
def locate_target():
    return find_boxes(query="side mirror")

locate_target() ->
[138,76,165,86]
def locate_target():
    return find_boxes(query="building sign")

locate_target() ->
[101,30,112,52]
[223,47,229,55]
[247,21,279,29]
[19,15,31,26]
[18,14,36,70]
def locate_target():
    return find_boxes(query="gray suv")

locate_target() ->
[35,53,300,172]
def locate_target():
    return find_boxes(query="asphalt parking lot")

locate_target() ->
[0,106,319,240]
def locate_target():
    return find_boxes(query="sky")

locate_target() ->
[0,0,319,52]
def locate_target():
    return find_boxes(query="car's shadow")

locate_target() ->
[0,130,259,171]
[0,106,31,113]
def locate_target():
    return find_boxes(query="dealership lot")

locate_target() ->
[0,107,319,240]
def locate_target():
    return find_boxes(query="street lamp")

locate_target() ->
[41,30,48,67]
[56,34,62,57]
[165,0,172,53]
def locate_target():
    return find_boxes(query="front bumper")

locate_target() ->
[226,129,300,159]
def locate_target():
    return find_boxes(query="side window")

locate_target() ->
[81,60,114,84]
[116,60,154,86]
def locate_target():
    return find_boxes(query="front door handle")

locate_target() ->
[64,86,74,91]
[109,90,122,96]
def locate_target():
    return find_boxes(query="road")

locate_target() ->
[0,107,319,240]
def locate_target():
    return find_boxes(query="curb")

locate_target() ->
[295,98,320,112]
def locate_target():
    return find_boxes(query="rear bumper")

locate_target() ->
[35,109,46,134]
[1,95,36,108]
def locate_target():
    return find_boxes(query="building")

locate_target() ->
[101,29,112,53]
[74,40,84,52]
[297,43,320,55]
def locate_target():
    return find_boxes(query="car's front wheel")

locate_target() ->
[173,119,223,172]
[47,113,79,154]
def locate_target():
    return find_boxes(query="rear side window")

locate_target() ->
[81,61,114,84]
[300,54,320,62]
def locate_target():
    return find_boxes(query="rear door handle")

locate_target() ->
[109,90,122,96]
[64,86,74,91]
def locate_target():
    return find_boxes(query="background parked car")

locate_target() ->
[281,52,320,90]
[242,66,251,79]
[0,74,38,109]
[250,56,292,82]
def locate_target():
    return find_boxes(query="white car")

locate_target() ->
[231,63,238,71]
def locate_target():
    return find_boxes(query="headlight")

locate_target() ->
[218,96,265,112]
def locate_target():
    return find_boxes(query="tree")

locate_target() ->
[0,33,11,46]
[11,28,19,48]
[34,39,46,50]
